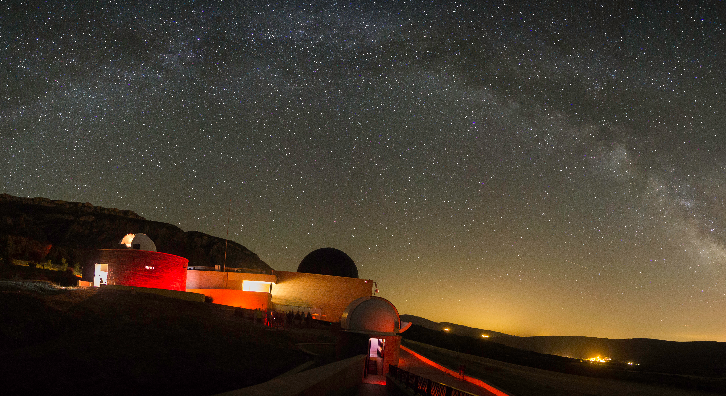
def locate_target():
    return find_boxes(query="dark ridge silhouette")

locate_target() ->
[0,194,272,279]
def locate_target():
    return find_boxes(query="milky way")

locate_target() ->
[2,1,725,341]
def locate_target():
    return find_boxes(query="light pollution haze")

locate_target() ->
[2,1,725,341]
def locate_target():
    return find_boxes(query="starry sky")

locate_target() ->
[2,1,725,342]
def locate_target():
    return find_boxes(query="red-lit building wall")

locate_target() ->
[97,249,189,291]
[186,289,271,310]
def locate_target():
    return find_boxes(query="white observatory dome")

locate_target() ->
[340,296,401,335]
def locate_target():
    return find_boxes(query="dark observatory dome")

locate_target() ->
[297,248,358,278]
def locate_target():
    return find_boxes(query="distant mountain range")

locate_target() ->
[401,314,726,378]
[0,194,272,279]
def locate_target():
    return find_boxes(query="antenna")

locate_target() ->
[223,198,231,272]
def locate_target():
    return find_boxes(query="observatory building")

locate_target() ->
[93,233,189,291]
[186,247,374,321]
[94,238,394,329]
[270,248,372,321]
[338,296,407,375]
[93,238,407,375]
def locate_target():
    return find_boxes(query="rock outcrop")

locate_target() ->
[0,194,272,279]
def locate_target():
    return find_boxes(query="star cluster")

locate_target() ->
[2,1,725,341]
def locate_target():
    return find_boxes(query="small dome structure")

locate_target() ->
[297,248,358,278]
[119,233,157,252]
[340,296,401,335]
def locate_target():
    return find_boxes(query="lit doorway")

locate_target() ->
[367,338,385,375]
[94,264,108,287]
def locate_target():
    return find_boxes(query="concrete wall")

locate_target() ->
[271,271,372,322]
[186,270,276,290]
[186,288,271,310]
[380,335,402,375]
[97,249,188,291]
[186,270,372,319]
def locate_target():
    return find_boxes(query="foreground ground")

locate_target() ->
[0,281,334,396]
[4,280,724,396]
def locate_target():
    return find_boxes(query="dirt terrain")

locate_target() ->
[0,282,332,396]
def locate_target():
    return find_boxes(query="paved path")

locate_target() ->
[354,345,510,396]
[352,382,389,396]
[353,361,389,396]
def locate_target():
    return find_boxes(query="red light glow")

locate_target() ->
[400,345,509,396]
[97,249,188,291]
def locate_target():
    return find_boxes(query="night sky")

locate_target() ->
[2,1,725,342]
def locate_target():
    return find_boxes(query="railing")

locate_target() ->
[388,365,477,396]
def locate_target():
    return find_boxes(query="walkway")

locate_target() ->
[396,345,509,396]
[353,358,388,396]
[353,345,509,396]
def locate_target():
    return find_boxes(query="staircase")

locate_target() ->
[367,357,378,375]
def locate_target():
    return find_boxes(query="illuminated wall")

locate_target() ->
[186,270,275,310]
[186,289,271,310]
[96,249,188,291]
[186,270,276,290]
[185,270,372,320]
[272,271,373,322]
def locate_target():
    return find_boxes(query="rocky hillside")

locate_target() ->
[0,194,272,279]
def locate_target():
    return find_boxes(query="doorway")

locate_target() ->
[367,338,385,375]
[94,264,108,287]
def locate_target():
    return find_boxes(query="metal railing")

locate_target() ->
[388,365,477,396]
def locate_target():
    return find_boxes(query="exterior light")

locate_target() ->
[587,356,611,363]
[121,234,135,248]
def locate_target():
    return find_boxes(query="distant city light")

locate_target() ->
[443,327,450,332]
[481,334,489,338]
[587,356,611,363]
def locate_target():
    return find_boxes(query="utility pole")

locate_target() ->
[223,199,231,272]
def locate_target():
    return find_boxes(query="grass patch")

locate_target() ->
[0,279,78,294]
